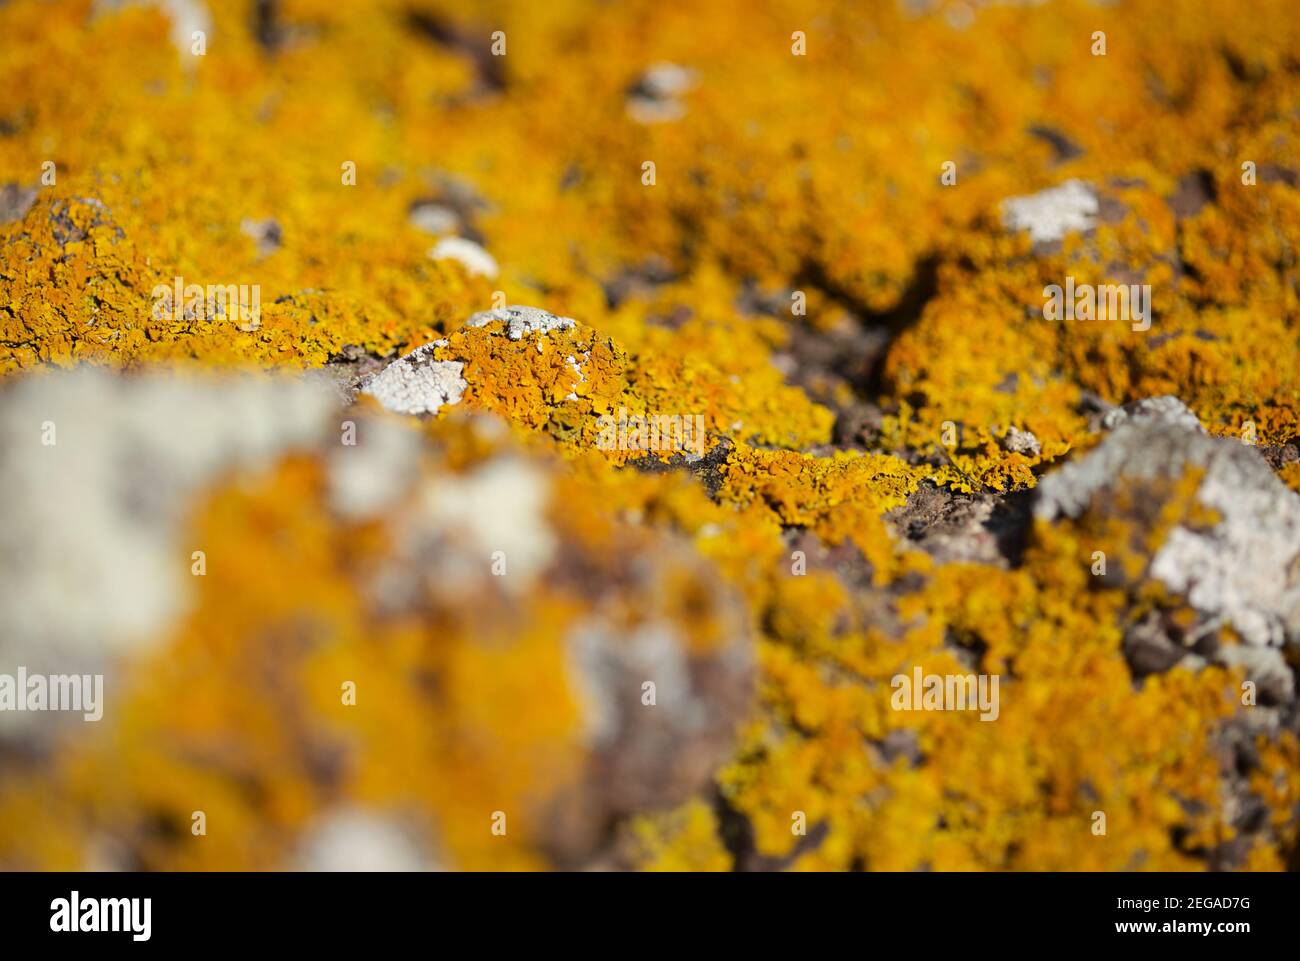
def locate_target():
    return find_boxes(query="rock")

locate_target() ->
[419,456,557,593]
[886,481,1032,567]
[1123,611,1199,678]
[1026,125,1085,163]
[1218,644,1294,704]
[547,534,753,863]
[1257,441,1300,471]
[0,183,37,226]
[1100,395,1204,433]
[1036,402,1300,647]
[1169,170,1216,220]
[328,415,421,519]
[1001,426,1041,456]
[318,345,389,403]
[1000,179,1099,247]
[359,342,467,415]
[874,728,923,768]
[564,613,750,820]
[0,367,337,733]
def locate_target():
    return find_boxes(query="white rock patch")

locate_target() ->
[1001,426,1041,456]
[566,619,698,748]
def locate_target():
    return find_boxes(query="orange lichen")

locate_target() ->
[1,0,1298,873]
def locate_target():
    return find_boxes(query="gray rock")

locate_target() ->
[1101,395,1204,433]
[886,482,1031,568]
[1001,426,1041,456]
[1036,402,1300,647]
[0,183,37,226]
[239,217,281,257]
[408,202,459,235]
[1218,644,1294,703]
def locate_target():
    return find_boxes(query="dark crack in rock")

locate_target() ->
[886,481,1032,568]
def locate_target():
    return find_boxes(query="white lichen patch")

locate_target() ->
[0,368,336,695]
[293,807,442,872]
[419,456,556,592]
[1000,179,1099,246]
[627,62,698,124]
[360,342,467,416]
[1217,644,1294,702]
[566,620,697,748]
[466,304,577,340]
[1101,395,1205,433]
[408,202,459,235]
[429,236,498,278]
[327,415,421,519]
[95,0,211,59]
[564,353,587,401]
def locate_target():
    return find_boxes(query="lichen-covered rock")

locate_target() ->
[2,0,1300,874]
[467,305,577,341]
[1101,395,1206,433]
[1000,426,1041,457]
[1037,408,1300,647]
[0,367,336,681]
[0,368,753,869]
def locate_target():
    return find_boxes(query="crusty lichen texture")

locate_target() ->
[1,0,1298,871]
